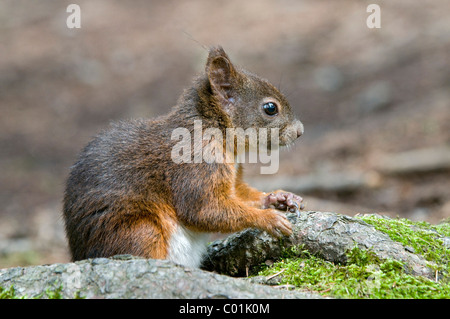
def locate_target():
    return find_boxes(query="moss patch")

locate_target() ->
[357,215,450,273]
[0,286,24,299]
[0,284,85,299]
[256,216,450,299]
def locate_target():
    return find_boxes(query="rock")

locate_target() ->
[202,211,434,279]
[0,256,321,299]
[1,211,439,298]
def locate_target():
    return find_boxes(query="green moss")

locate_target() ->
[0,286,24,299]
[0,284,84,299]
[42,286,64,299]
[357,215,450,273]
[255,216,450,299]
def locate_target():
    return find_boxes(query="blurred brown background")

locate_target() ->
[1,0,449,268]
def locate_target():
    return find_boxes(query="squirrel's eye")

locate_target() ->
[262,102,278,116]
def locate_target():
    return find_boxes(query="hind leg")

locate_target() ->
[84,203,177,260]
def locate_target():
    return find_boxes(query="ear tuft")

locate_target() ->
[206,46,237,102]
[206,46,230,63]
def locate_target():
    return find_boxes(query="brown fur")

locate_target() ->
[63,47,303,262]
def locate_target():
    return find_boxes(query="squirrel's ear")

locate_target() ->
[206,47,238,103]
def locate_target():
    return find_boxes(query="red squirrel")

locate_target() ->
[63,47,304,268]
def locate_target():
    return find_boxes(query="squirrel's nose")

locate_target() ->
[296,120,304,138]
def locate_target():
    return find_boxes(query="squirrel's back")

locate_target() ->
[64,117,176,260]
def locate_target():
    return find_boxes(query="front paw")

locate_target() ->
[260,209,293,238]
[262,191,304,213]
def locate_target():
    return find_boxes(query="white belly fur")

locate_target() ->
[167,225,210,268]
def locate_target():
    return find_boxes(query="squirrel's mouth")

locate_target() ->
[279,121,304,147]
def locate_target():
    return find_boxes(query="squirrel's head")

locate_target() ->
[205,46,303,150]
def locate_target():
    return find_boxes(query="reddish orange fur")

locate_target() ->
[63,47,303,263]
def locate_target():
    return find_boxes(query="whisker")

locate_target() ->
[277,72,284,92]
